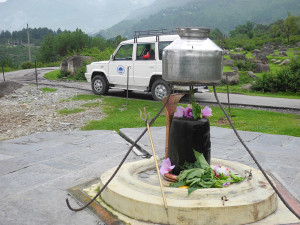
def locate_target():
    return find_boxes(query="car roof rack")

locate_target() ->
[133,29,177,42]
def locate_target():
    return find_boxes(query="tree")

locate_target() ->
[284,12,297,43]
[38,34,58,62]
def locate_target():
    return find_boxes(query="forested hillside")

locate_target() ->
[0,28,62,45]
[98,0,300,38]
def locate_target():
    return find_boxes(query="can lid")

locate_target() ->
[177,27,210,38]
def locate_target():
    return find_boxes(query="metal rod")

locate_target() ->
[226,74,231,118]
[2,64,5,82]
[66,91,172,212]
[126,66,130,105]
[35,60,38,89]
[213,85,300,220]
[146,122,169,216]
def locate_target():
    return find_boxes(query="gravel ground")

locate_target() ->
[0,81,104,141]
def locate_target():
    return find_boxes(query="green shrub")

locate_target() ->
[234,59,256,71]
[21,61,35,69]
[252,57,300,93]
[57,71,70,79]
[74,61,88,80]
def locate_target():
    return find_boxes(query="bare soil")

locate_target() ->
[0,81,104,141]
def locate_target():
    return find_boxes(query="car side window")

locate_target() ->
[136,43,155,60]
[114,44,133,60]
[158,41,172,60]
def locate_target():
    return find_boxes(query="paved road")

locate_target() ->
[2,67,300,112]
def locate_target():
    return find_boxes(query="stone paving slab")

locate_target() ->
[119,126,300,202]
[0,127,299,225]
[0,130,140,225]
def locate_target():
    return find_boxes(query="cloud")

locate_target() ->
[0,0,7,3]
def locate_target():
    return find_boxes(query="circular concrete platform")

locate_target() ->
[100,158,277,225]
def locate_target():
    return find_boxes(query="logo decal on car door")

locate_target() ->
[117,65,125,74]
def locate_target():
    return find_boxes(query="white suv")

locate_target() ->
[85,33,198,101]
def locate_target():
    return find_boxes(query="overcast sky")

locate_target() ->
[0,0,155,33]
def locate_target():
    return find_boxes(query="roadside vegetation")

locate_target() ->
[62,95,300,137]
[40,87,57,93]
[57,108,85,115]
[1,13,299,98]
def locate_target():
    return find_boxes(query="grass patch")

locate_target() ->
[81,96,300,137]
[215,85,300,99]
[41,87,57,93]
[71,94,103,101]
[44,70,61,80]
[44,69,87,82]
[223,65,235,72]
[82,97,166,131]
[81,102,102,107]
[61,94,103,102]
[58,108,85,115]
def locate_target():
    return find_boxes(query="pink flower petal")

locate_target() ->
[184,107,193,118]
[159,158,175,175]
[201,106,212,118]
[174,106,185,118]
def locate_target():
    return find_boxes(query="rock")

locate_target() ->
[223,59,234,66]
[278,46,288,51]
[241,84,252,91]
[252,49,261,56]
[230,53,246,61]
[235,48,243,52]
[260,48,274,56]
[248,71,257,79]
[263,43,274,49]
[296,42,300,48]
[222,71,240,85]
[279,59,291,66]
[60,55,93,76]
[255,53,268,64]
[231,66,238,71]
[254,63,270,73]
[223,49,230,55]
[274,60,281,64]
[279,51,287,56]
[271,59,276,62]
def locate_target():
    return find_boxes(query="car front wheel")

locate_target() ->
[92,75,108,95]
[151,79,170,101]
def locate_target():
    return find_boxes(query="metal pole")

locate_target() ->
[126,66,130,105]
[27,24,31,62]
[35,60,38,89]
[226,74,231,118]
[2,64,5,82]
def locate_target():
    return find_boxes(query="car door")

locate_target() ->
[108,44,134,87]
[133,43,157,87]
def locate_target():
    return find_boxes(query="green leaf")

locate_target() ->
[169,181,185,188]
[188,187,199,195]
[193,150,211,170]
[186,168,205,180]
[192,102,201,119]
[230,172,245,182]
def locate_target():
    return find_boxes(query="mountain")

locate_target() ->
[125,0,194,20]
[0,0,155,33]
[98,0,300,38]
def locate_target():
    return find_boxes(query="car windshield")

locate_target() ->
[114,44,133,60]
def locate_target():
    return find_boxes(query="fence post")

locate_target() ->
[226,74,231,118]
[126,66,130,105]
[2,64,5,82]
[35,60,38,89]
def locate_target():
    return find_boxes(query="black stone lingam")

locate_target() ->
[168,117,211,175]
